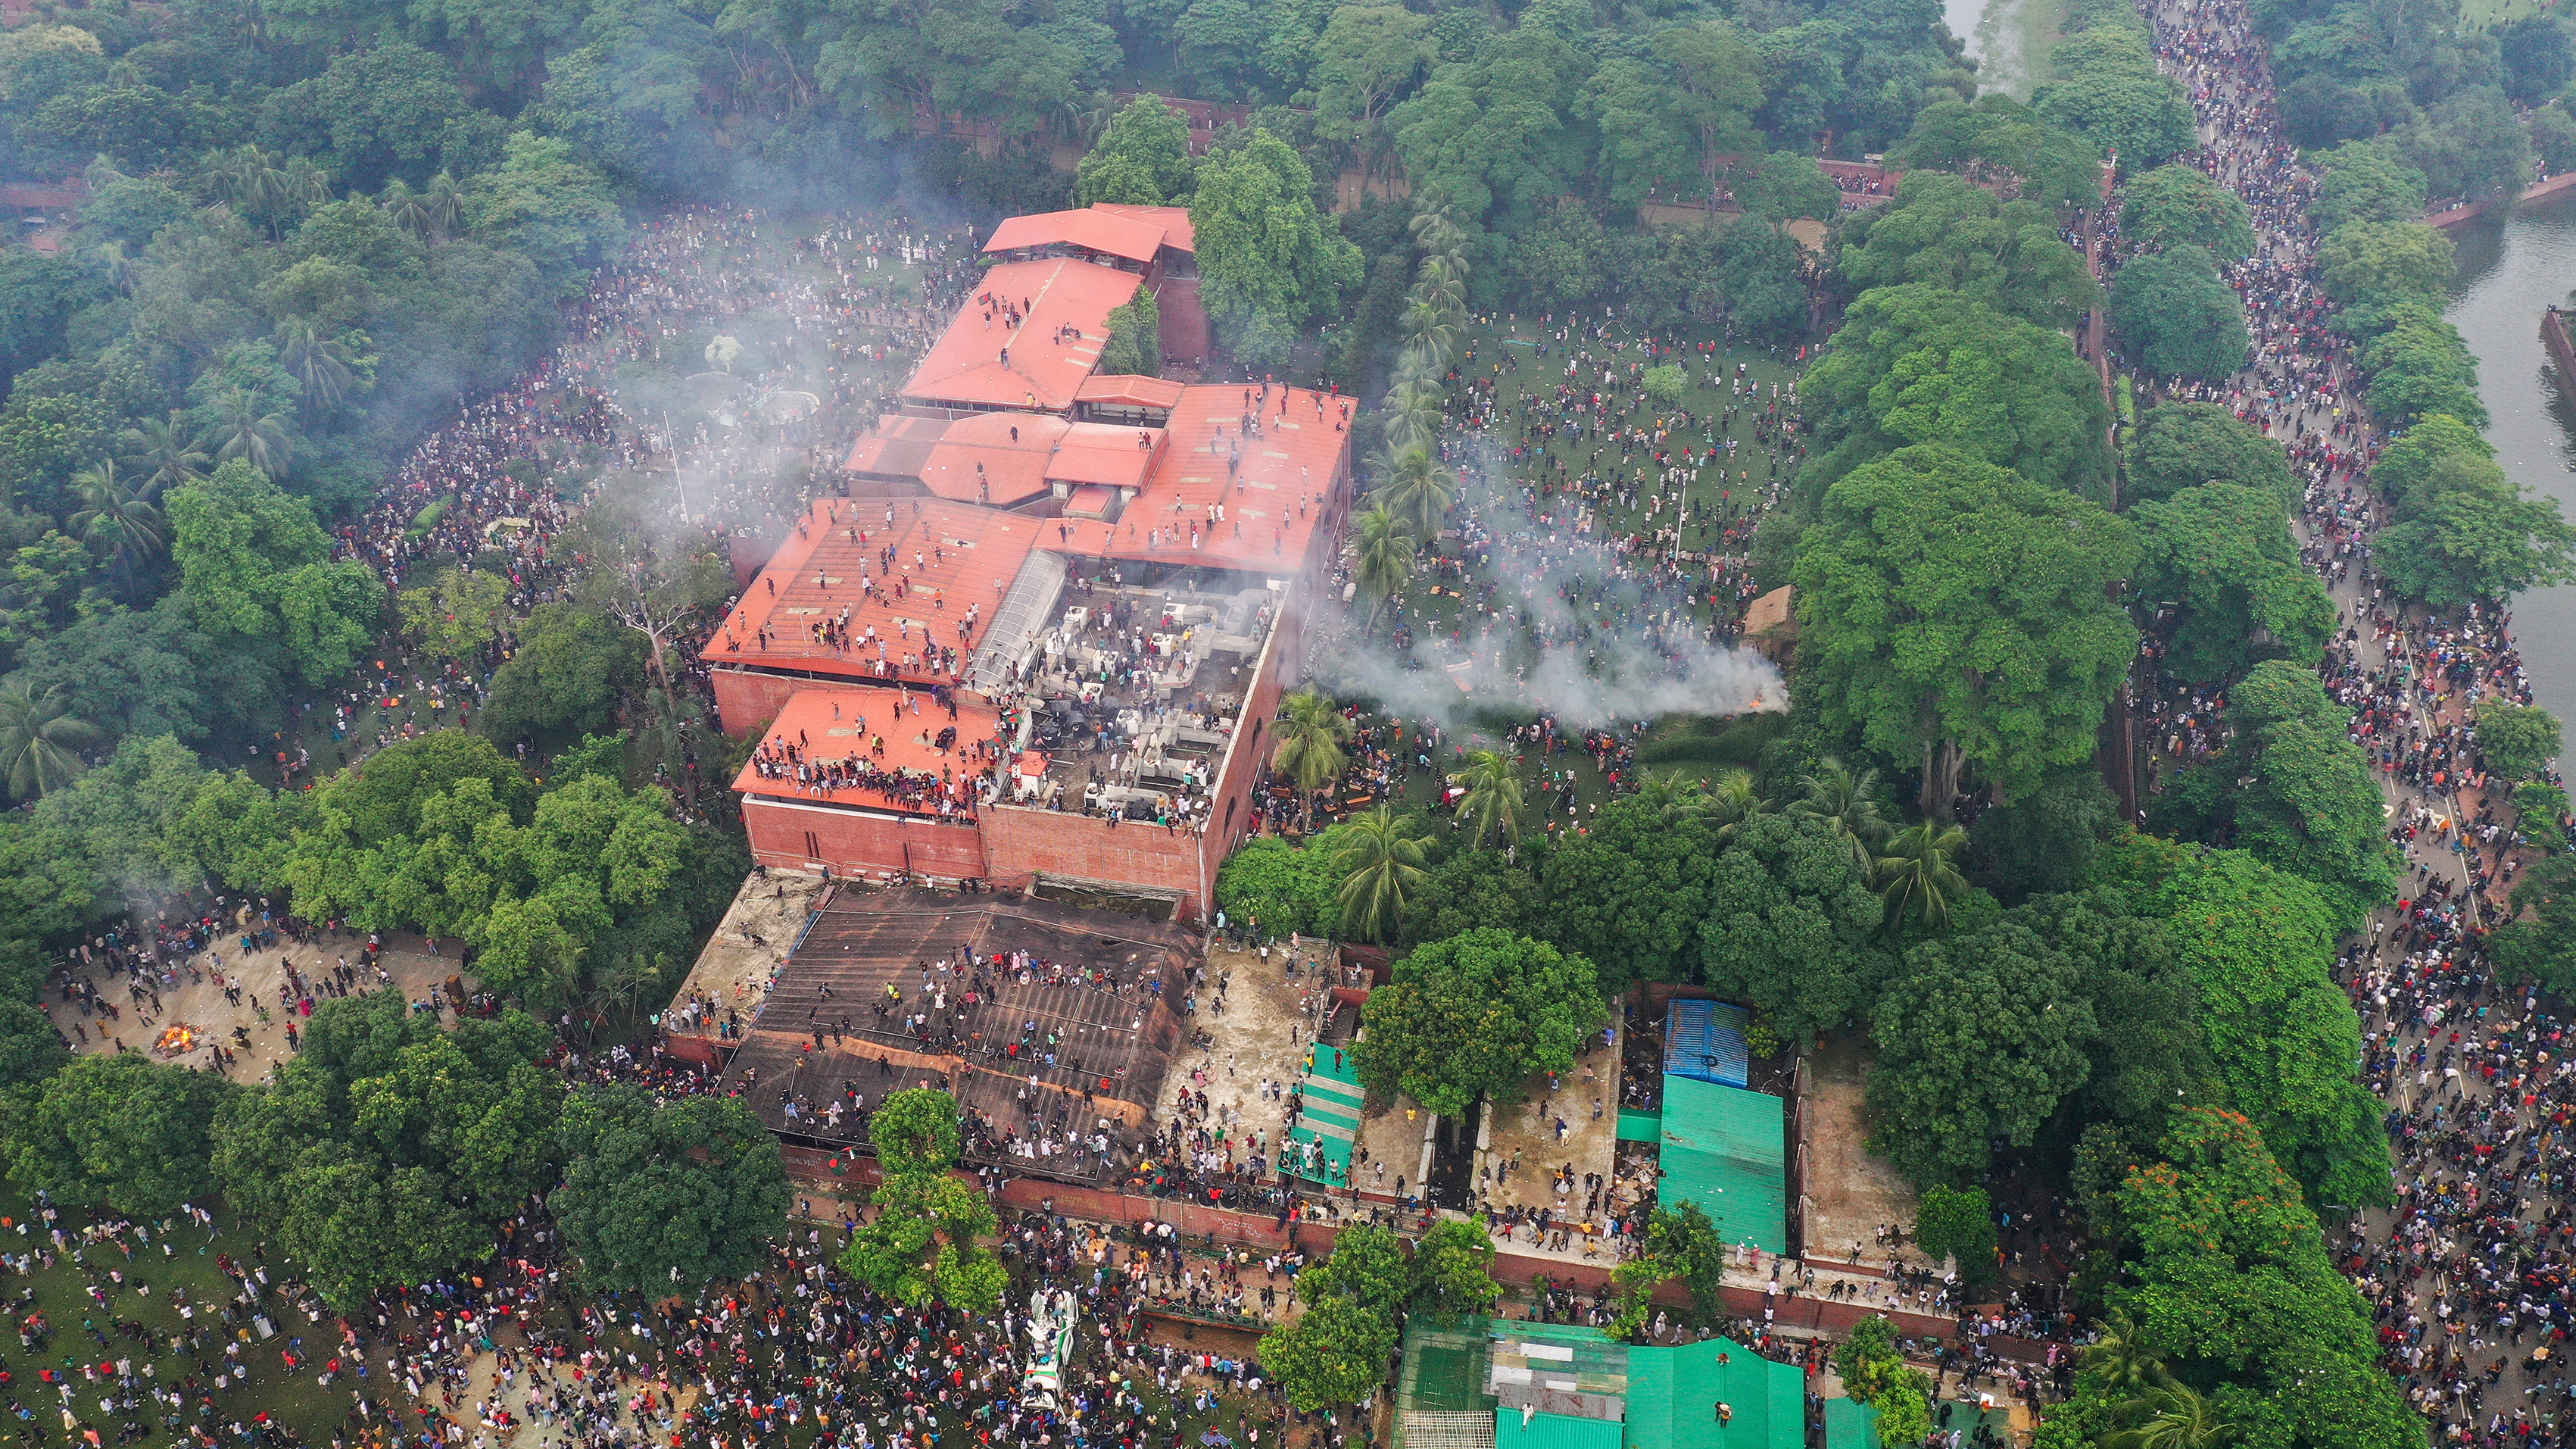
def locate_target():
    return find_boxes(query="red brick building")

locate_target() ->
[705,205,1355,920]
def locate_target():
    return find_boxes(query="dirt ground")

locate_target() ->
[1798,1032,1920,1269]
[1168,935,1343,1172]
[1472,1042,1623,1248]
[51,923,482,1079]
[663,870,836,1038]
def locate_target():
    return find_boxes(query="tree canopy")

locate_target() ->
[550,1082,791,1294]
[1355,926,1606,1116]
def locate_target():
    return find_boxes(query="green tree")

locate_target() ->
[465,132,627,286]
[1374,445,1458,539]
[1408,1216,1501,1325]
[2479,701,2562,781]
[2374,414,2576,604]
[1792,445,2140,818]
[837,1088,1003,1313]
[2032,28,2195,167]
[2107,1108,2416,1449]
[1258,1293,1396,1410]
[2132,482,2337,682]
[212,992,565,1306]
[1867,917,2094,1185]
[1841,173,2097,331]
[1310,6,1436,173]
[551,1082,791,1293]
[1732,151,1840,223]
[1911,1184,1999,1280]
[166,461,384,686]
[0,996,69,1091]
[1190,129,1363,361]
[2314,141,2429,231]
[1691,810,1894,1041]
[1350,502,1414,635]
[1638,1200,1733,1328]
[398,567,512,666]
[2122,401,2299,510]
[1098,286,1162,376]
[1355,927,1606,1116]
[1296,1223,1410,1313]
[2119,164,2258,259]
[482,603,635,742]
[2497,853,2576,994]
[2319,220,2456,312]
[5,1052,230,1216]
[2116,849,2392,1209]
[2111,245,2249,378]
[1273,689,1352,821]
[1800,284,2113,500]
[1076,95,1196,206]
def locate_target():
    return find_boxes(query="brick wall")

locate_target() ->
[715,667,810,738]
[981,803,1204,906]
[744,795,990,881]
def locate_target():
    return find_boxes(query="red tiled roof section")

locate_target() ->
[844,413,950,475]
[900,258,1138,414]
[1048,386,1351,573]
[733,688,1003,813]
[1077,374,1188,409]
[917,412,1072,504]
[706,498,1041,685]
[1046,423,1164,492]
[984,208,1171,265]
[1089,204,1196,254]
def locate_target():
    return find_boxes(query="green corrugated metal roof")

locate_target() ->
[1823,1399,1879,1449]
[1656,1076,1785,1254]
[1617,1110,1662,1142]
[1623,1337,1804,1449]
[1496,1411,1623,1449]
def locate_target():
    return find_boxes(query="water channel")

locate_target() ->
[2446,189,2576,754]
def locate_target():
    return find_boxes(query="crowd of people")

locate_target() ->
[2144,0,2576,1439]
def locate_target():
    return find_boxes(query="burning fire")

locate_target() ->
[154,1023,198,1057]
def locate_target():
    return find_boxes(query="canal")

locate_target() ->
[2447,188,2576,754]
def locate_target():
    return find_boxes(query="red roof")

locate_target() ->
[1077,374,1189,409]
[733,689,1003,818]
[1043,385,1352,574]
[1092,204,1196,254]
[706,497,1043,690]
[900,258,1140,414]
[983,208,1171,266]
[1046,423,1164,492]
[917,412,1072,506]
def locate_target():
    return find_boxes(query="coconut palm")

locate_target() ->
[207,145,284,217]
[120,411,209,492]
[1704,769,1771,844]
[1457,748,1526,848]
[2105,1386,2234,1449]
[0,679,100,801]
[1333,804,1434,944]
[1273,689,1353,829]
[92,240,143,295]
[1350,503,1414,635]
[276,318,359,414]
[1408,198,1467,261]
[1788,756,1889,872]
[1380,379,1445,454]
[1375,444,1458,539]
[206,387,295,478]
[422,170,466,240]
[1414,258,1467,320]
[1633,768,1711,823]
[381,177,435,240]
[69,459,166,585]
[1876,820,1972,933]
[275,155,332,222]
[1401,298,1461,373]
[2079,1313,2172,1395]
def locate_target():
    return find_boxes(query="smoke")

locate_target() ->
[1305,433,1787,733]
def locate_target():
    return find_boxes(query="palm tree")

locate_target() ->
[1457,748,1525,848]
[1375,445,1458,539]
[275,318,358,414]
[2105,1386,2234,1449]
[1401,299,1461,374]
[381,178,435,241]
[92,240,143,295]
[207,387,295,478]
[1408,198,1467,261]
[273,155,332,230]
[1333,804,1433,944]
[0,680,100,801]
[2079,1313,2172,1395]
[1350,503,1415,635]
[208,145,284,218]
[1788,757,1889,871]
[422,170,466,241]
[1272,690,1353,829]
[1633,768,1711,823]
[1703,769,1771,845]
[1876,820,1971,933]
[120,411,208,492]
[69,459,166,584]
[1414,258,1467,320]
[1380,379,1445,454]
